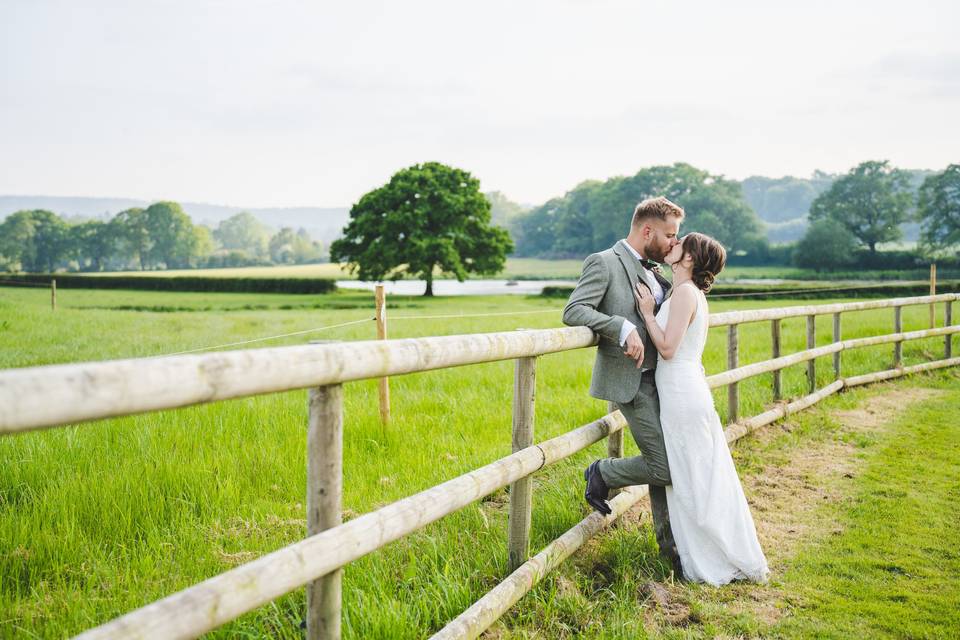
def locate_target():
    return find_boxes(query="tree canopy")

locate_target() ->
[213,212,271,259]
[143,201,196,268]
[793,218,859,271]
[330,162,513,295]
[0,210,70,272]
[808,160,913,253]
[917,164,960,251]
[513,163,766,259]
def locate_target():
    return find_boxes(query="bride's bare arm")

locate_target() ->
[634,282,697,360]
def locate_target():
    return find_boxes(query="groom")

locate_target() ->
[562,196,684,574]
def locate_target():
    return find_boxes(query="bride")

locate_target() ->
[634,232,769,585]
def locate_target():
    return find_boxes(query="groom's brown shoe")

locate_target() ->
[584,460,612,515]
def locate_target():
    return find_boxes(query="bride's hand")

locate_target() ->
[634,282,655,316]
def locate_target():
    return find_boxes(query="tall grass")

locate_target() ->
[0,286,956,637]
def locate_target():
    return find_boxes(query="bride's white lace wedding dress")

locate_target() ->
[655,282,770,585]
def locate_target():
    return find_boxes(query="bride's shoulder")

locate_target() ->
[673,281,707,315]
[673,280,700,299]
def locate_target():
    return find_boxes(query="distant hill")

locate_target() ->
[0,195,350,247]
[0,193,524,247]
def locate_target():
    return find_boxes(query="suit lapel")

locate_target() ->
[613,241,643,292]
[618,241,660,294]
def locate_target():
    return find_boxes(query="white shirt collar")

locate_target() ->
[621,239,645,263]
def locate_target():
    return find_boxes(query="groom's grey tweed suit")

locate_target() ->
[562,240,678,563]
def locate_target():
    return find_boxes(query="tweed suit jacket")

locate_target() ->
[562,241,672,403]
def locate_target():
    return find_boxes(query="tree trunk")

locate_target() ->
[424,272,434,297]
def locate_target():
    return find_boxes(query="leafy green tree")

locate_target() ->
[113,207,151,270]
[70,220,116,271]
[268,227,322,264]
[330,162,513,296]
[513,163,766,258]
[485,190,529,233]
[0,210,70,271]
[268,227,297,263]
[214,212,270,258]
[917,164,960,251]
[31,211,70,272]
[0,212,37,270]
[142,201,196,268]
[513,197,564,257]
[792,218,859,271]
[291,228,323,263]
[191,225,215,266]
[808,160,912,254]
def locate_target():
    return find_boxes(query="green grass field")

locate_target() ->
[82,257,589,281]
[80,258,950,283]
[1,285,957,638]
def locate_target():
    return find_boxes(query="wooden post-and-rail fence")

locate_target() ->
[0,294,959,640]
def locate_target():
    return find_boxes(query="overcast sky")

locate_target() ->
[1,0,957,208]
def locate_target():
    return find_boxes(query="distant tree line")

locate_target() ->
[504,160,959,271]
[0,203,324,273]
[4,161,957,277]
[511,163,767,260]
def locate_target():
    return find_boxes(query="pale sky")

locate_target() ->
[1,0,958,208]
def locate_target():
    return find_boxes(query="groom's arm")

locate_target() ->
[562,253,628,344]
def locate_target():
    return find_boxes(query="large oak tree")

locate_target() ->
[808,160,912,254]
[330,162,513,296]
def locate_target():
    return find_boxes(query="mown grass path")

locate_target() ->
[490,374,960,638]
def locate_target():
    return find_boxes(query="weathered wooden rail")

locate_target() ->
[0,294,957,640]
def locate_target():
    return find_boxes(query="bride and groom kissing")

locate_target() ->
[562,196,769,586]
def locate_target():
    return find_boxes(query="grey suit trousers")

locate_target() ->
[597,377,678,565]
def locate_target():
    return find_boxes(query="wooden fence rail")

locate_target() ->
[0,293,957,640]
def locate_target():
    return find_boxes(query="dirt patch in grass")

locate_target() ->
[715,386,944,626]
[605,385,946,632]
[750,387,943,562]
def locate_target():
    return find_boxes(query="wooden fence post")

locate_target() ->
[375,284,390,426]
[51,279,56,311]
[807,315,816,393]
[507,356,536,571]
[894,306,903,368]
[833,313,841,379]
[771,319,781,401]
[307,384,344,640]
[930,264,937,329]
[727,324,739,424]
[946,300,953,359]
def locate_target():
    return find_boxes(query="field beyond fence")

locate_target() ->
[0,286,958,639]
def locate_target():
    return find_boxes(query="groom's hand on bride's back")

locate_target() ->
[624,329,645,366]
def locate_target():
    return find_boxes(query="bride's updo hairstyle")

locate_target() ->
[682,232,727,293]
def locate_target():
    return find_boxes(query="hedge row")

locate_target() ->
[1,274,337,294]
[541,281,960,301]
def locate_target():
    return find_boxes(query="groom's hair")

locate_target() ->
[631,196,685,228]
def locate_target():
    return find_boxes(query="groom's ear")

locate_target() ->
[638,222,652,241]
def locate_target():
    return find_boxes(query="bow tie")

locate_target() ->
[639,258,659,271]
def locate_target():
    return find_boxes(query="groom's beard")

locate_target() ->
[644,244,668,263]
